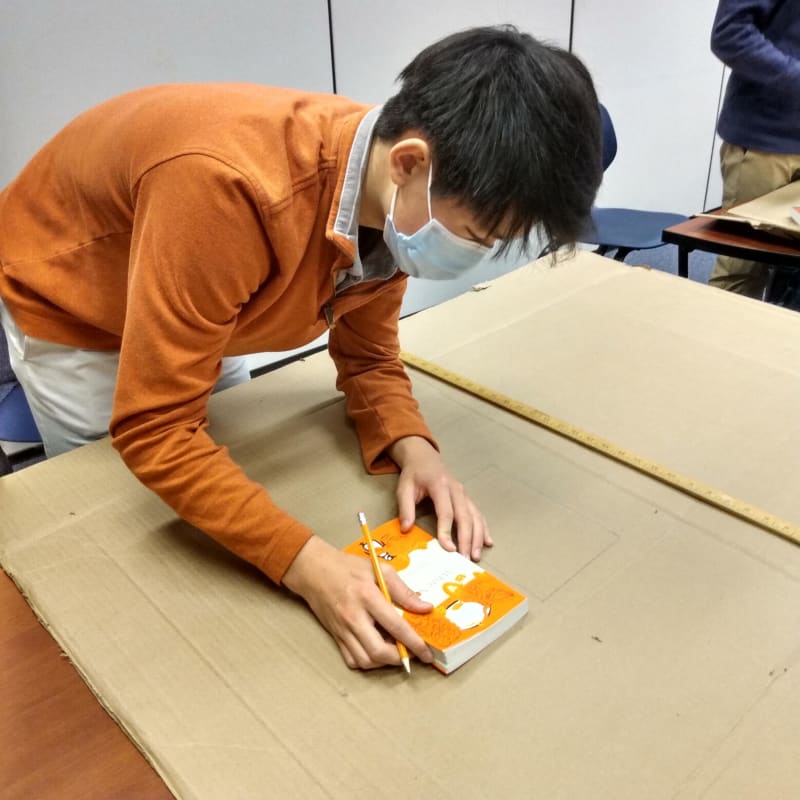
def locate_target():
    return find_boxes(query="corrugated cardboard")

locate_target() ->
[698,180,800,238]
[2,250,800,798]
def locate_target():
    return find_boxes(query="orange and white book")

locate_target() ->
[344,518,528,674]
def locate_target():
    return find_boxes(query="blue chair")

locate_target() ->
[0,383,41,443]
[581,105,689,262]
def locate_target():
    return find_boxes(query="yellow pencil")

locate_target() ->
[357,511,411,674]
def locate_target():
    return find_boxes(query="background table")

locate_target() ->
[662,212,800,291]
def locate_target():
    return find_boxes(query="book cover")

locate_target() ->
[344,518,528,673]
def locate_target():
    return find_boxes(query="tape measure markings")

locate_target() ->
[400,350,800,548]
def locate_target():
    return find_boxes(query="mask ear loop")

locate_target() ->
[389,160,434,223]
[426,163,434,222]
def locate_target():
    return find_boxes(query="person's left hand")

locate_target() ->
[388,435,493,561]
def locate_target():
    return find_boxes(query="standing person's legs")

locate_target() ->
[709,144,800,298]
[0,298,250,458]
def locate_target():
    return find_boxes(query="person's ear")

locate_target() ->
[388,138,430,187]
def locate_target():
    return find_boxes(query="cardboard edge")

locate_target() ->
[0,563,181,800]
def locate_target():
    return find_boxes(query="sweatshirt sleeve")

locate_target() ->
[109,154,313,584]
[711,0,800,84]
[326,277,438,474]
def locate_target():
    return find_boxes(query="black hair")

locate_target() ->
[374,25,602,256]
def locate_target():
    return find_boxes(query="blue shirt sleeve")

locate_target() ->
[711,0,800,85]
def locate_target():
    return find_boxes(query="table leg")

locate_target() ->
[678,247,690,279]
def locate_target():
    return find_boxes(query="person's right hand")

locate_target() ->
[281,535,435,670]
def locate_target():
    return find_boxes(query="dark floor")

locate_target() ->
[616,243,716,283]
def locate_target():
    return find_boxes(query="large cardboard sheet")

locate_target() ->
[2,251,800,798]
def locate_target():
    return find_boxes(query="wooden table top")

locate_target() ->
[663,214,800,262]
[0,570,173,799]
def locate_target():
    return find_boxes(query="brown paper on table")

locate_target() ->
[2,250,800,799]
[698,179,800,238]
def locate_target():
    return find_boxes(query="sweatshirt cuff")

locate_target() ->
[362,431,440,475]
[257,517,316,584]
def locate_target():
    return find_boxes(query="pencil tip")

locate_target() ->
[402,658,411,675]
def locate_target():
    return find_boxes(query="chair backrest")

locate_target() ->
[599,104,617,172]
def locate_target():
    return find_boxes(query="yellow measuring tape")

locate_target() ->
[400,350,800,549]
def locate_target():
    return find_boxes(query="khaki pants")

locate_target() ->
[709,143,800,298]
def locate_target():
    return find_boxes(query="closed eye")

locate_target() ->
[465,227,494,248]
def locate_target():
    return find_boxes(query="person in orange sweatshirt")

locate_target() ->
[0,25,602,670]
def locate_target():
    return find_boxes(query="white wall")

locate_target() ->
[572,0,723,216]
[0,0,333,186]
[705,68,730,211]
[330,0,571,104]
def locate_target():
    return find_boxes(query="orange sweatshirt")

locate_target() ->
[0,84,435,583]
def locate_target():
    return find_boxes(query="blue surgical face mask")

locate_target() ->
[383,167,491,280]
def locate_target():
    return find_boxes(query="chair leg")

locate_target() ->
[614,247,634,262]
[0,445,12,477]
[767,268,800,308]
